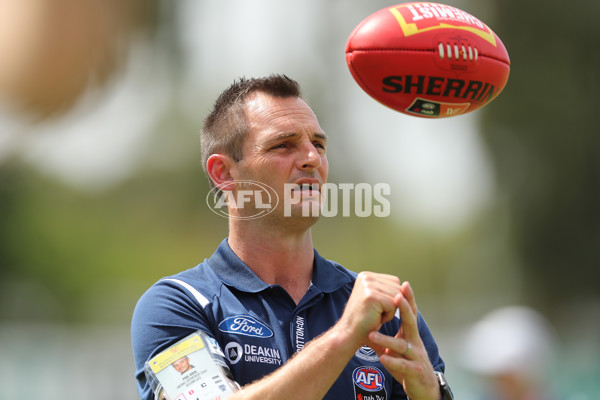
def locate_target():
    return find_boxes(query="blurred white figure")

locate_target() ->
[461,306,557,400]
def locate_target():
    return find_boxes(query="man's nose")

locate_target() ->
[296,142,321,171]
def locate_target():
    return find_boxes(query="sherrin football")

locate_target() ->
[345,2,510,118]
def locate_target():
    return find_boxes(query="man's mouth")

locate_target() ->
[291,183,320,196]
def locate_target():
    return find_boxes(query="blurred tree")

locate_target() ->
[0,164,24,278]
[0,158,225,323]
[481,0,600,310]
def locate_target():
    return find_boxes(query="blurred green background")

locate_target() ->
[0,0,598,399]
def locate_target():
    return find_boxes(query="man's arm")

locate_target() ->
[131,279,214,400]
[229,319,358,399]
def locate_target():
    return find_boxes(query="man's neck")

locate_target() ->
[228,222,315,304]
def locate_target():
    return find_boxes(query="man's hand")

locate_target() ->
[335,272,404,349]
[368,282,441,400]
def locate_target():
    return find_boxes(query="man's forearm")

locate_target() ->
[228,325,358,400]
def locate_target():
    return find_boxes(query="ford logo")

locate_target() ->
[218,315,273,338]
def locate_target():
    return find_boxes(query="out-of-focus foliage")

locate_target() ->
[480,0,600,312]
[0,160,223,323]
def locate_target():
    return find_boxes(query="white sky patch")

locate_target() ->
[344,93,495,230]
[176,0,323,95]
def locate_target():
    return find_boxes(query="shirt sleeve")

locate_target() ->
[131,279,214,400]
[416,311,445,373]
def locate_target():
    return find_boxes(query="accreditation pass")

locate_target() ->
[146,331,238,400]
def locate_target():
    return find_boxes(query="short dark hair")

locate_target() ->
[201,74,302,186]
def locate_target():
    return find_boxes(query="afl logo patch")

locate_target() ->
[353,366,385,392]
[218,315,273,338]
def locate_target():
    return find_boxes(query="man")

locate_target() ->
[171,356,194,375]
[132,75,452,400]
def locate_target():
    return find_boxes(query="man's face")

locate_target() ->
[231,92,329,222]
[172,357,191,374]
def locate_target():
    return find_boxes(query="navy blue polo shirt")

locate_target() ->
[131,239,445,400]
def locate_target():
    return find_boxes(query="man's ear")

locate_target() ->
[206,154,237,191]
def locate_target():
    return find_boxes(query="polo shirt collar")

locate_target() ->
[208,239,352,294]
[312,249,353,293]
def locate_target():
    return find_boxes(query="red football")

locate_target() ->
[345,2,510,118]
